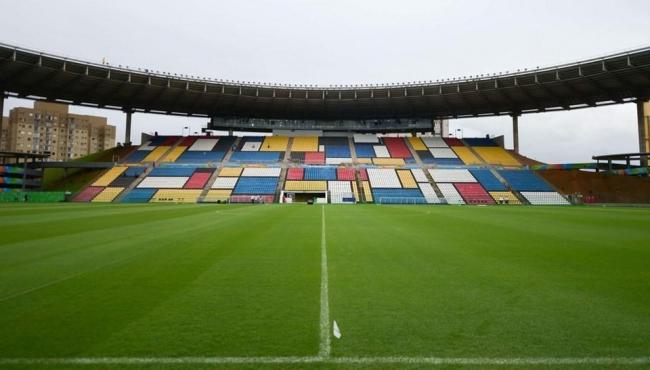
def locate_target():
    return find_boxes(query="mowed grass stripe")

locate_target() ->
[0,205,321,358]
[326,205,650,358]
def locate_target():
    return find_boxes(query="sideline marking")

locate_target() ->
[319,205,331,357]
[1,356,648,365]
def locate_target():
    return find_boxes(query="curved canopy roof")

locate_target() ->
[1,42,650,120]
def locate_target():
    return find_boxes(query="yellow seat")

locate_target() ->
[204,189,232,202]
[452,147,483,165]
[352,181,360,202]
[372,158,405,166]
[219,167,243,177]
[92,167,127,186]
[362,181,373,202]
[356,158,372,164]
[291,136,319,152]
[161,146,187,162]
[490,191,522,205]
[150,189,202,203]
[474,147,521,166]
[260,136,289,151]
[91,187,124,202]
[284,181,327,191]
[143,146,170,162]
[407,137,427,151]
[397,170,418,188]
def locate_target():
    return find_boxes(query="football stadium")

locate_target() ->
[1,2,650,369]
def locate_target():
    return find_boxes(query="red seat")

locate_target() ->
[304,152,325,164]
[286,168,304,180]
[337,167,356,181]
[444,138,464,147]
[453,183,495,204]
[73,186,104,202]
[184,172,212,189]
[383,137,412,158]
[358,168,368,181]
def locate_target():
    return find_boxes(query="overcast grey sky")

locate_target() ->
[2,0,649,163]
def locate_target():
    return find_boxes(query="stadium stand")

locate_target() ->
[454,183,495,205]
[428,169,476,183]
[91,187,124,202]
[367,169,401,188]
[72,134,570,205]
[473,147,520,166]
[490,191,522,205]
[437,183,465,205]
[498,170,554,191]
[521,192,570,205]
[469,169,507,191]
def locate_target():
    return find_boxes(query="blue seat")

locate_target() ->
[230,152,281,163]
[304,167,337,180]
[431,158,464,165]
[498,170,553,191]
[470,169,506,191]
[325,145,351,158]
[354,144,375,158]
[123,150,150,162]
[372,188,426,204]
[464,138,498,147]
[124,167,146,177]
[121,189,156,203]
[232,177,278,195]
[176,151,225,163]
[149,167,196,177]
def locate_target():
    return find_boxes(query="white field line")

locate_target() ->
[319,205,331,357]
[1,356,649,365]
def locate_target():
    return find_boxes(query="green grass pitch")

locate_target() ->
[0,203,649,369]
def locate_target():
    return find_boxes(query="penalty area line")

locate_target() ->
[0,356,649,365]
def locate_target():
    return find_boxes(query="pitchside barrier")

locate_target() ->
[376,197,429,205]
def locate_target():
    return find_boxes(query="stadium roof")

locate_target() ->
[1,42,650,120]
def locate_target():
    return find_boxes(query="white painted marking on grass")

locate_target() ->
[333,320,342,339]
[319,205,331,357]
[1,356,649,366]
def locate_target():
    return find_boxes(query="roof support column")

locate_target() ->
[0,91,5,150]
[511,113,520,154]
[124,109,133,146]
[637,99,649,167]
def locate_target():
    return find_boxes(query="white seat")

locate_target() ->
[437,183,465,204]
[367,169,401,188]
[428,169,476,183]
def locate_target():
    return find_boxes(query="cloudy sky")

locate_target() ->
[2,0,649,163]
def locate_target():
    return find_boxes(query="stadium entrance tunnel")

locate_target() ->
[282,191,327,204]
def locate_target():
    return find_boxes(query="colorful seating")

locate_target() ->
[372,158,406,166]
[161,146,187,162]
[397,170,418,188]
[260,136,289,151]
[204,189,232,202]
[91,187,124,202]
[499,170,553,191]
[372,188,426,204]
[150,189,202,203]
[452,146,483,165]
[454,183,495,205]
[232,177,278,195]
[241,167,282,177]
[418,183,443,204]
[437,183,465,205]
[219,167,243,177]
[189,138,219,151]
[464,138,498,146]
[291,136,319,152]
[521,192,570,205]
[184,170,213,189]
[92,167,127,187]
[407,137,427,151]
[383,137,412,158]
[490,191,521,205]
[73,186,104,202]
[367,169,401,188]
[469,169,506,191]
[474,147,520,166]
[355,144,376,158]
[410,169,428,183]
[143,146,171,162]
[211,177,239,189]
[149,167,196,177]
[121,188,156,203]
[304,152,325,165]
[176,151,225,163]
[138,177,188,189]
[285,181,327,191]
[305,167,337,181]
[336,168,356,181]
[286,168,304,180]
[422,136,450,148]
[428,169,476,183]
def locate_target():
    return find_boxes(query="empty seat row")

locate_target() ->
[469,169,506,191]
[230,152,282,162]
[367,168,401,188]
[138,176,189,189]
[498,170,553,191]
[521,192,570,205]
[372,188,426,204]
[436,183,465,205]
[232,177,278,195]
[241,167,281,177]
[428,169,477,183]
[454,183,495,205]
[149,167,196,177]
[305,167,337,181]
[150,189,202,203]
[91,187,124,202]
